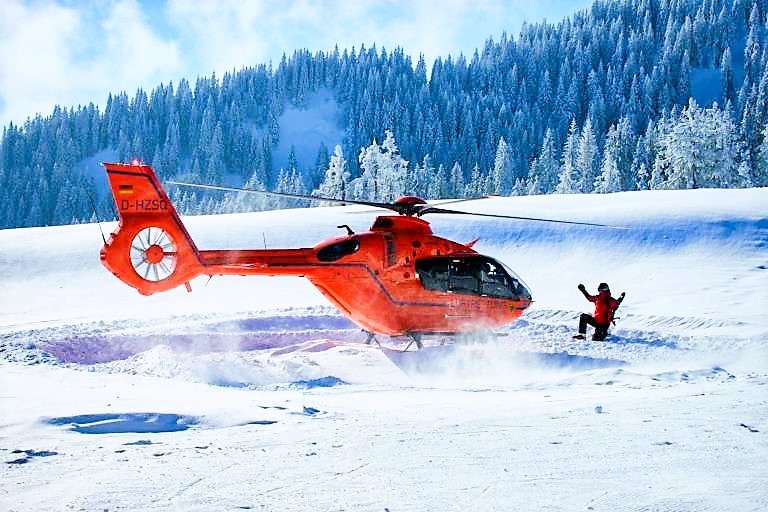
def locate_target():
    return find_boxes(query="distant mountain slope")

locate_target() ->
[0,0,766,229]
[272,89,345,181]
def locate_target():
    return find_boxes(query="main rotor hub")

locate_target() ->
[394,196,428,216]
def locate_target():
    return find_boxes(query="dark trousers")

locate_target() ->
[579,313,609,341]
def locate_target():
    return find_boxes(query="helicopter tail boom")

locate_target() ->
[101,162,205,295]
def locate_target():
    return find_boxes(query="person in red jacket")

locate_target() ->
[573,282,625,341]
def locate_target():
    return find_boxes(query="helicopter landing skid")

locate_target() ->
[401,333,424,352]
[364,331,383,348]
[364,331,424,352]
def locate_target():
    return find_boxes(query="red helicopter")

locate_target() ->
[100,161,608,348]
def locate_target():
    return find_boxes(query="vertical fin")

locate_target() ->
[100,162,203,294]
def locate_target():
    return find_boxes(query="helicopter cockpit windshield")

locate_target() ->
[415,256,531,300]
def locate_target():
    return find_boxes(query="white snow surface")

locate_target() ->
[1,188,767,511]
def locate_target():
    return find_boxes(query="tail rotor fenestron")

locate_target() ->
[130,227,178,282]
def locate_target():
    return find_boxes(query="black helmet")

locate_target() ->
[598,282,610,292]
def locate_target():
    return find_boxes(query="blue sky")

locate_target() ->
[0,0,593,128]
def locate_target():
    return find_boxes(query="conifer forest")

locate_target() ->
[1,0,767,228]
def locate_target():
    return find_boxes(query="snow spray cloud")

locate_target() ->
[93,344,306,387]
[386,332,622,389]
[101,309,362,387]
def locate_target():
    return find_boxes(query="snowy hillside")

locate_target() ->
[1,188,767,511]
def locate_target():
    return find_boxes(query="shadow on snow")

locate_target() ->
[44,413,199,434]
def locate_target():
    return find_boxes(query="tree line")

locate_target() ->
[1,0,767,228]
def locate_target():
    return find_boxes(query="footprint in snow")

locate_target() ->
[5,449,58,465]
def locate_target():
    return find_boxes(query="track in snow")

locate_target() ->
[1,305,746,389]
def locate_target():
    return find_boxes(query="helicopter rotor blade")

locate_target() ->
[167,181,627,229]
[344,196,488,215]
[417,206,629,229]
[166,181,399,212]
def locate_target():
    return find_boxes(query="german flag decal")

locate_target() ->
[118,184,134,196]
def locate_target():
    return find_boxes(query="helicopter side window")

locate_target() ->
[415,258,449,292]
[317,239,360,262]
[416,256,529,299]
[478,261,516,298]
[449,260,480,294]
[415,257,480,295]
[497,260,533,300]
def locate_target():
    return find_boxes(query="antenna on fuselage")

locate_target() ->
[338,224,355,235]
[87,192,107,244]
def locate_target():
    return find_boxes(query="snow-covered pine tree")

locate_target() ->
[656,99,751,189]
[311,142,330,190]
[428,164,447,199]
[631,134,652,190]
[511,178,527,196]
[352,138,381,200]
[448,162,465,199]
[287,146,299,179]
[720,46,735,104]
[556,119,580,194]
[229,164,268,213]
[736,156,754,188]
[756,123,768,186]
[527,157,542,196]
[352,130,408,201]
[411,155,435,198]
[465,163,487,198]
[204,122,225,185]
[313,145,349,201]
[612,116,637,190]
[489,137,513,195]
[379,130,409,200]
[576,117,598,193]
[594,124,623,193]
[528,128,559,195]
[276,166,308,207]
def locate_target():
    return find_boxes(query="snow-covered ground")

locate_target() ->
[1,188,767,511]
